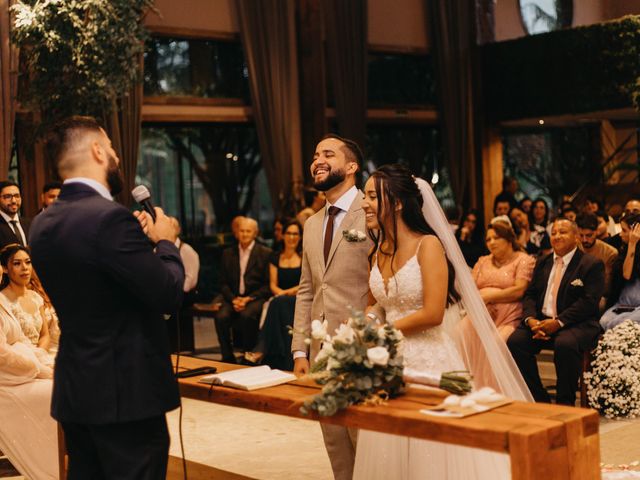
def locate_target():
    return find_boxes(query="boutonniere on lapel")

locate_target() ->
[570,278,584,287]
[342,229,367,242]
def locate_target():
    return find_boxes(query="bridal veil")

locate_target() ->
[415,177,533,402]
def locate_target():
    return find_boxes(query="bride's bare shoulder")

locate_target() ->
[419,234,444,251]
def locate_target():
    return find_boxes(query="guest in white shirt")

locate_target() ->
[215,218,272,363]
[170,217,199,294]
[507,218,605,405]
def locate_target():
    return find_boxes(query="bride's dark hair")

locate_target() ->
[367,163,459,303]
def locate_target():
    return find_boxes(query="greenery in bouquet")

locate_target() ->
[300,311,405,417]
[585,319,640,418]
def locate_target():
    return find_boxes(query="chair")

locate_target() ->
[537,345,597,408]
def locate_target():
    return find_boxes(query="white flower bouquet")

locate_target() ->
[300,311,405,417]
[584,319,640,418]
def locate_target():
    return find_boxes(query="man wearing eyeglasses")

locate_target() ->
[0,180,29,249]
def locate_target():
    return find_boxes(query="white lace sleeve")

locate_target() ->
[0,313,39,384]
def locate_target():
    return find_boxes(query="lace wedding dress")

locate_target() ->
[353,247,511,479]
[0,304,57,479]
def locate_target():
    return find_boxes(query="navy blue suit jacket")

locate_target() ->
[29,183,184,424]
[522,249,604,348]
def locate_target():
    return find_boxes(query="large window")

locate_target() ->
[326,52,436,108]
[367,52,436,107]
[137,124,270,238]
[144,37,250,101]
[503,127,599,208]
[365,125,454,208]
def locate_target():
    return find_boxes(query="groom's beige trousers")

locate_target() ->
[292,195,371,480]
[320,424,358,480]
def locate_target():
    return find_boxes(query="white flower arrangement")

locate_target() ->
[584,319,640,418]
[342,229,367,242]
[300,311,405,417]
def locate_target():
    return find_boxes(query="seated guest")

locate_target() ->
[626,199,640,216]
[510,206,551,256]
[471,221,535,341]
[0,181,29,249]
[166,217,200,352]
[0,265,57,479]
[600,213,640,330]
[0,244,51,352]
[39,181,62,213]
[0,306,57,479]
[530,198,550,230]
[606,198,640,252]
[297,188,325,227]
[507,218,605,405]
[493,193,512,217]
[244,219,302,370]
[576,212,618,303]
[561,205,578,223]
[586,197,619,237]
[215,217,271,363]
[230,215,246,242]
[519,197,532,214]
[455,208,487,267]
[494,176,518,210]
[171,217,199,300]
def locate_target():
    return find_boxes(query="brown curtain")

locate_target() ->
[235,0,303,214]
[323,0,368,151]
[426,0,480,206]
[105,56,143,208]
[0,0,18,178]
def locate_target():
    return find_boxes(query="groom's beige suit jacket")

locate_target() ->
[292,193,372,361]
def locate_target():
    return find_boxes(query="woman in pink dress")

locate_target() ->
[472,221,535,341]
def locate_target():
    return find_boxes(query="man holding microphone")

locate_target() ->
[30,116,185,479]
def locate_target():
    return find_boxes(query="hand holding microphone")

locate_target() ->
[132,186,177,244]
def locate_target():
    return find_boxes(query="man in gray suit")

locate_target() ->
[292,134,372,480]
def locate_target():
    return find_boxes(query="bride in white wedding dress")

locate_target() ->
[353,164,532,480]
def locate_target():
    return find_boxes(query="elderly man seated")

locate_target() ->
[215,217,271,363]
[507,218,605,406]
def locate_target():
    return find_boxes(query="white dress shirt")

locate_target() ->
[175,238,200,292]
[64,177,113,201]
[542,247,578,322]
[0,211,27,246]
[238,240,255,295]
[294,186,359,361]
[321,185,359,239]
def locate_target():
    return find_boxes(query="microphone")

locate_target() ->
[131,185,157,222]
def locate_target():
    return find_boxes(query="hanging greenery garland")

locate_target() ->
[12,0,154,130]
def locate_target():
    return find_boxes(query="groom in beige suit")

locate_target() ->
[292,134,372,480]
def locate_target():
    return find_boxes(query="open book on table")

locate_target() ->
[198,365,296,391]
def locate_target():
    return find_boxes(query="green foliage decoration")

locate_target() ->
[483,15,640,121]
[11,0,154,129]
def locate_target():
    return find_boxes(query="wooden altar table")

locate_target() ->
[173,355,600,480]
